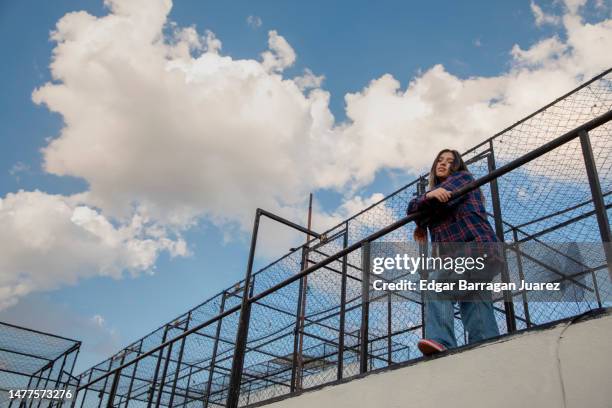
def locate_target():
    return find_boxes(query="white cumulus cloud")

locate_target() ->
[261,30,297,72]
[0,190,186,309]
[531,1,562,26]
[294,68,325,91]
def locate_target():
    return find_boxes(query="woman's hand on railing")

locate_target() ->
[426,187,452,203]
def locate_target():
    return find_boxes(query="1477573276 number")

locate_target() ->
[9,389,73,400]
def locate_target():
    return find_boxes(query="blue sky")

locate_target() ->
[0,0,610,372]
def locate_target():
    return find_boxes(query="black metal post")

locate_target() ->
[27,361,53,408]
[245,382,252,406]
[336,223,349,380]
[18,369,50,408]
[110,350,129,408]
[105,370,121,408]
[226,210,261,408]
[204,293,227,407]
[95,360,113,408]
[368,340,373,371]
[512,229,532,328]
[359,241,371,374]
[53,353,68,390]
[43,343,79,408]
[290,249,307,392]
[61,345,80,408]
[110,351,128,408]
[416,177,428,339]
[154,339,174,408]
[35,364,54,408]
[387,292,392,366]
[75,370,93,408]
[295,245,311,391]
[24,371,34,398]
[124,340,143,408]
[168,312,191,408]
[487,146,517,333]
[579,130,612,281]
[147,326,169,408]
[184,366,194,406]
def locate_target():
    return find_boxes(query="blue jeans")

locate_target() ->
[424,289,500,349]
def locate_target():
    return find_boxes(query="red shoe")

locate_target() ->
[418,339,447,356]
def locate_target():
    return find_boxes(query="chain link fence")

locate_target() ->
[74,68,612,408]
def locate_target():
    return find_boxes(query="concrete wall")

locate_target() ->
[263,310,612,408]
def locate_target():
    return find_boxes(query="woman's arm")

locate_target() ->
[407,171,475,220]
[407,171,476,227]
[407,194,432,230]
[407,193,431,215]
[407,171,473,212]
[431,171,474,207]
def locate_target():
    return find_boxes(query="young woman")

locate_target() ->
[407,149,501,355]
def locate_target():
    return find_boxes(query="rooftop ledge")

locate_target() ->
[252,307,612,408]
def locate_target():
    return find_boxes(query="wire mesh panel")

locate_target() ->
[74,69,612,408]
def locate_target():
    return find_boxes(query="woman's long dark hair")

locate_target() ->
[428,149,469,189]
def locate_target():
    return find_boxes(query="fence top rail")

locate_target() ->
[76,107,612,392]
[0,321,80,345]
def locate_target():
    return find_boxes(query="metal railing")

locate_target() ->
[73,68,612,408]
